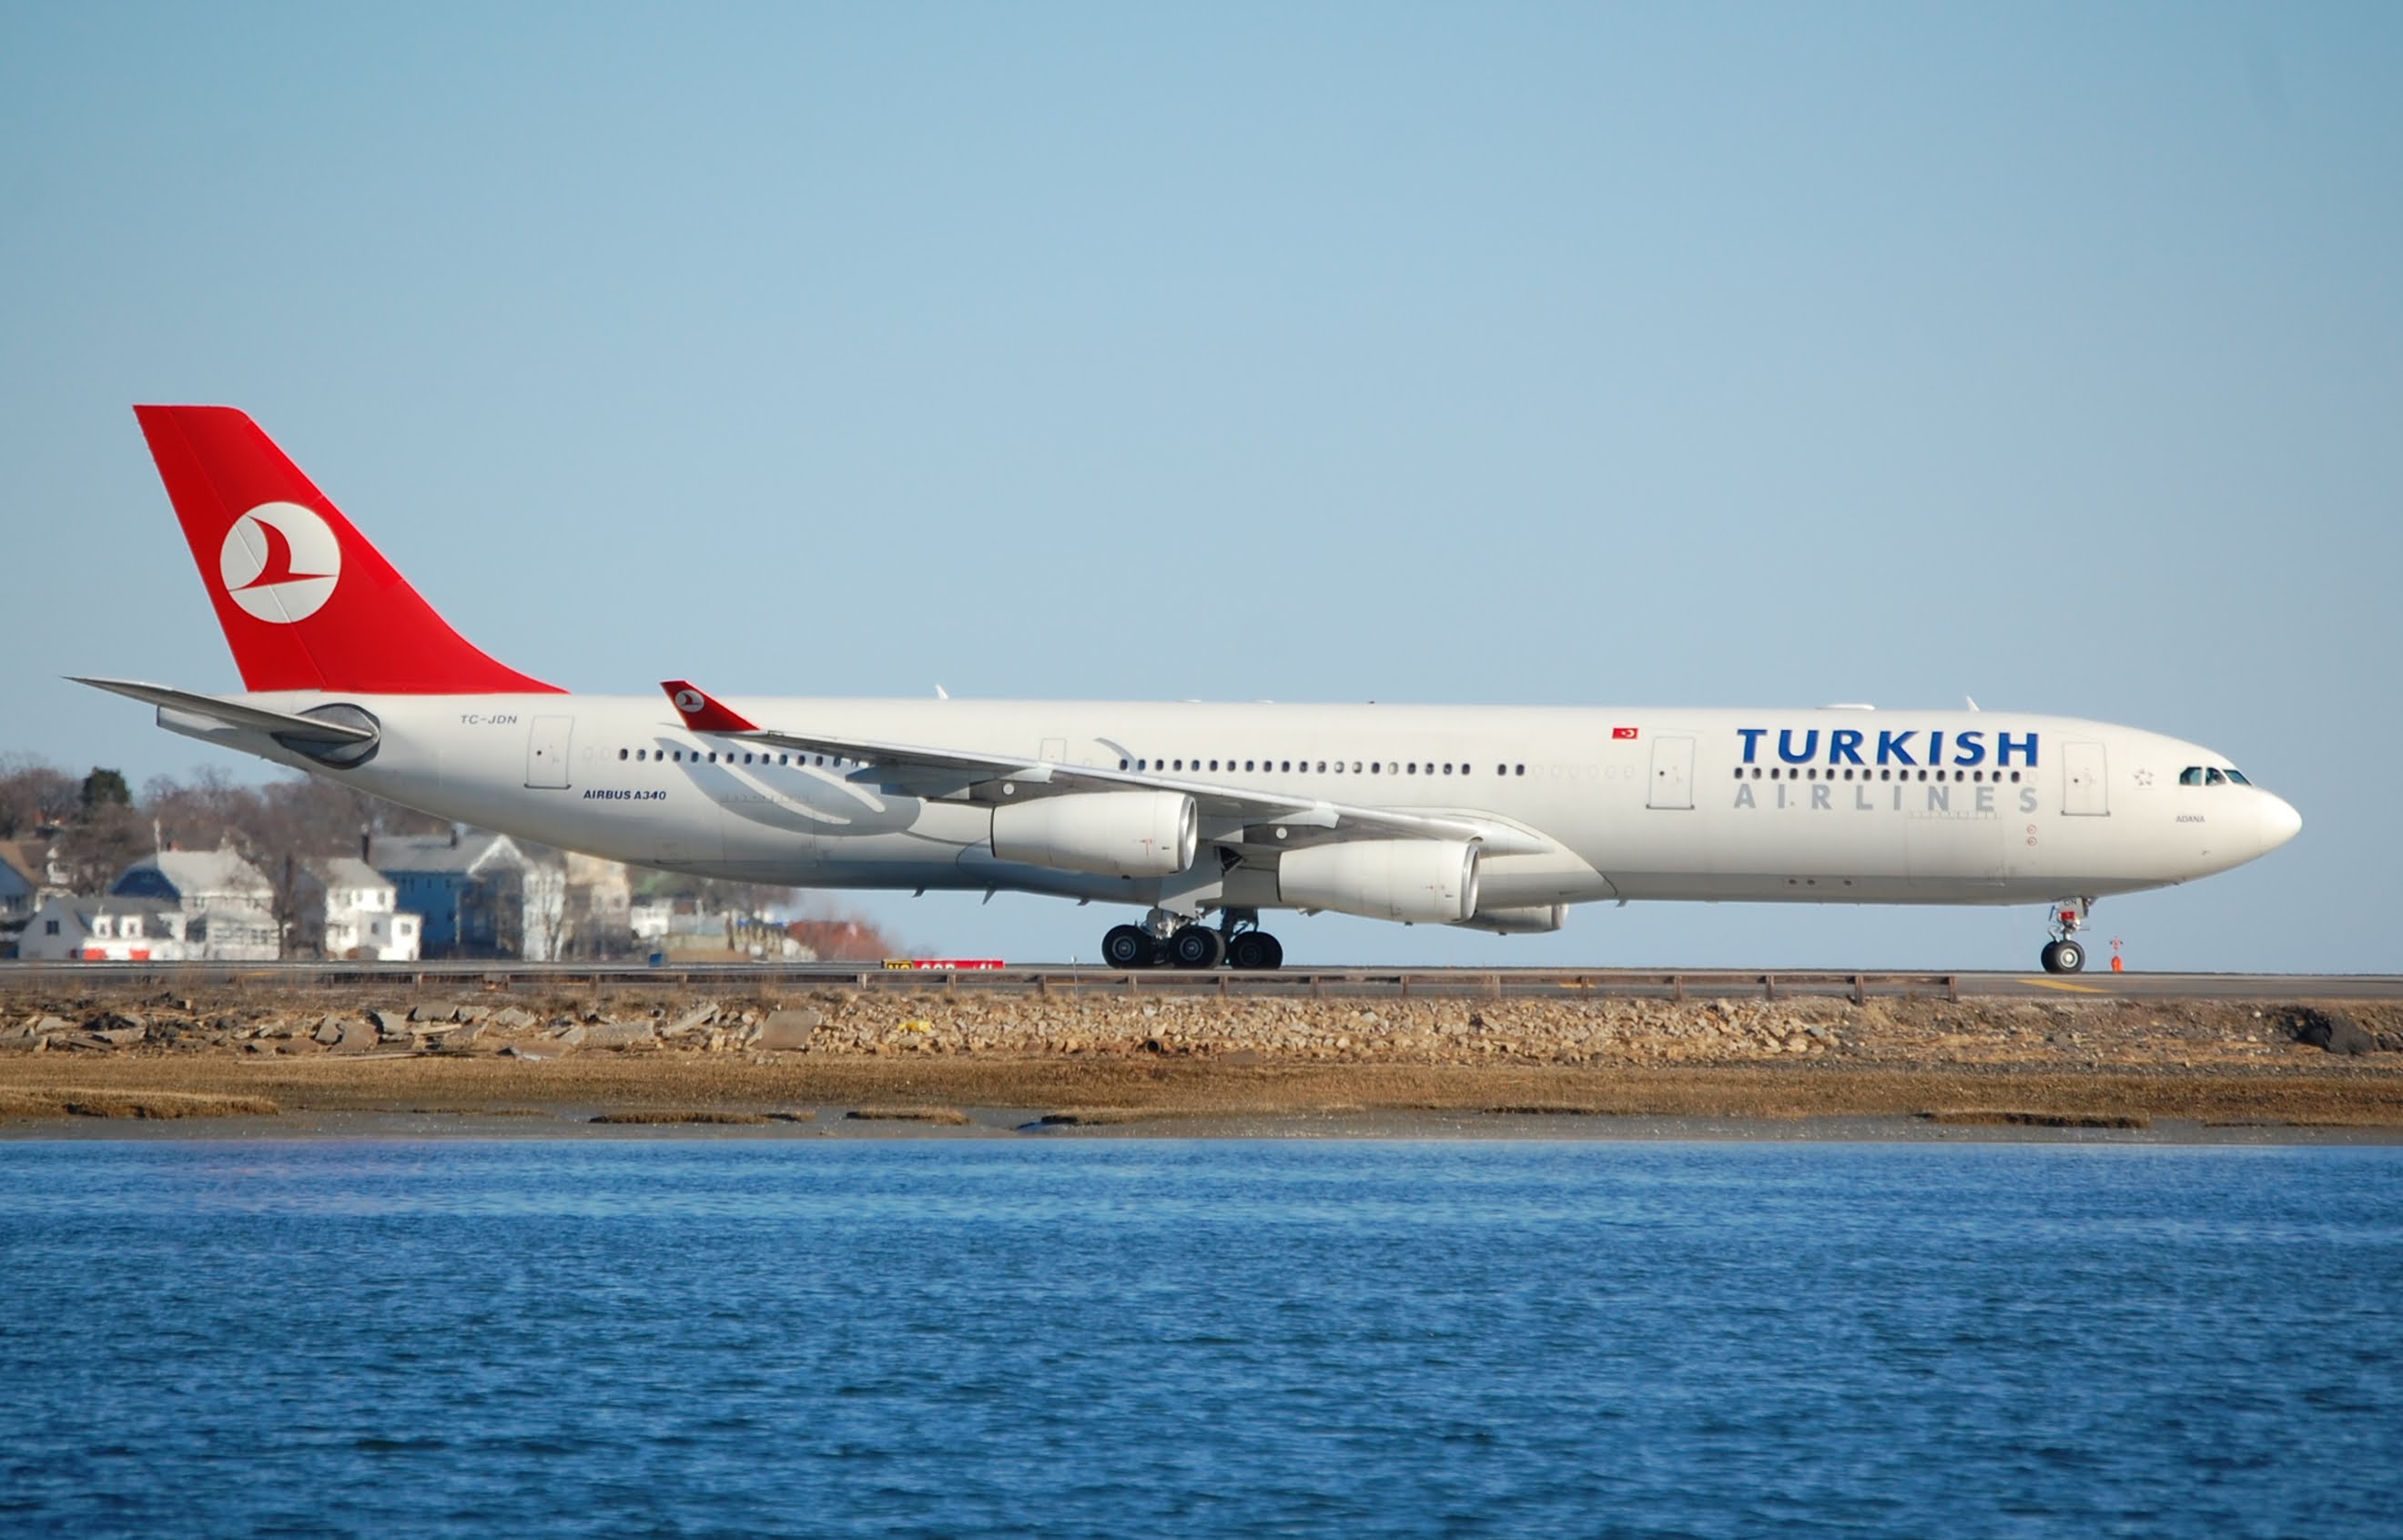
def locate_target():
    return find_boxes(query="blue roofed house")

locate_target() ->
[0,841,47,921]
[110,847,280,960]
[368,830,565,960]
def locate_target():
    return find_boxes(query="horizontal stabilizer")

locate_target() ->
[66,676,378,742]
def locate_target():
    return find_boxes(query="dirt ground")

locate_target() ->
[5,978,2398,1130]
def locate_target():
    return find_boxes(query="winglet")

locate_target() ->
[661,680,758,733]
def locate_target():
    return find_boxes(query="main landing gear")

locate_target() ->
[2040,898,2093,974]
[1100,908,1286,970]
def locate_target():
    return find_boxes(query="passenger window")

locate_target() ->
[619,748,628,760]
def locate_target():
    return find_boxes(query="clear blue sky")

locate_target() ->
[4,4,2396,970]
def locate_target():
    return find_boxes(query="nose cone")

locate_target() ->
[2258,792,2303,854]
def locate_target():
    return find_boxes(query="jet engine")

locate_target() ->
[1278,839,1479,924]
[989,791,1197,878]
[1451,903,1567,935]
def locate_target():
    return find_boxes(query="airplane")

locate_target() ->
[77,406,2301,974]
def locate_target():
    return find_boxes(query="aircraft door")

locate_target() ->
[1647,735,1695,809]
[525,715,573,789]
[2063,741,2108,816]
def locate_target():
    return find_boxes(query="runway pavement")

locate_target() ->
[4,960,2397,1003]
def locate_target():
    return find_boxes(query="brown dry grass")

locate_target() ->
[1,1053,2398,1127]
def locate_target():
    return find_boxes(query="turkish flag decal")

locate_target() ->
[1612,726,1640,740]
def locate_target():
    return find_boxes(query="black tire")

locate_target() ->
[2040,940,2063,973]
[1171,926,1226,969]
[2053,939,2085,974]
[1227,931,1280,970]
[1101,924,1151,968]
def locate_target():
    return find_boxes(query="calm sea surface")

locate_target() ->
[2,1139,2398,1538]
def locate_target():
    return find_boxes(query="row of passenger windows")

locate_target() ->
[1118,757,1529,777]
[2179,766,2250,785]
[1736,766,2023,783]
[618,747,859,767]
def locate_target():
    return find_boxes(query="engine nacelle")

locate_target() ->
[989,791,1197,878]
[1451,903,1567,935]
[1278,839,1480,924]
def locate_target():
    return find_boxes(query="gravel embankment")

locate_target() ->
[4,984,2398,1128]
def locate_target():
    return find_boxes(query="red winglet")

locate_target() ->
[662,680,758,733]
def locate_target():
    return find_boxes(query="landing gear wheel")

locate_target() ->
[1101,925,1152,969]
[1171,926,1227,969]
[1226,931,1284,970]
[2049,939,2085,974]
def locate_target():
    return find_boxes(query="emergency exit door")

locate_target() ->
[526,715,574,789]
[1648,735,1695,809]
[2063,740,2107,816]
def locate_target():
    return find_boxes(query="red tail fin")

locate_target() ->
[134,406,560,694]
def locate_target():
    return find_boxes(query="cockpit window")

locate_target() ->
[2179,767,2205,785]
[2205,768,2226,785]
[2224,768,2250,785]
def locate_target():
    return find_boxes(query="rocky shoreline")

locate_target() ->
[4,980,2398,1130]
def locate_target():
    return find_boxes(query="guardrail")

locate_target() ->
[0,960,1965,1004]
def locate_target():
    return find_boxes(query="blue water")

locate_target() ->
[3,1141,2398,1538]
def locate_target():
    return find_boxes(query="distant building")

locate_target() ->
[650,895,813,960]
[369,830,564,960]
[293,856,421,961]
[16,895,188,962]
[110,847,279,960]
[0,843,43,920]
[563,851,634,957]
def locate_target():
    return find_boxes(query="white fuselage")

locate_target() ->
[161,694,2298,921]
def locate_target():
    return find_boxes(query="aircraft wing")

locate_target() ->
[660,681,1554,856]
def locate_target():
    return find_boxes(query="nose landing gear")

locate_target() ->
[2040,899,2093,974]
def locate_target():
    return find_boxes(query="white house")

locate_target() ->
[294,856,421,961]
[110,847,280,960]
[17,896,188,962]
[563,850,634,957]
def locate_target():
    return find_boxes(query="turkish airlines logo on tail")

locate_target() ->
[219,502,340,623]
[673,689,705,714]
